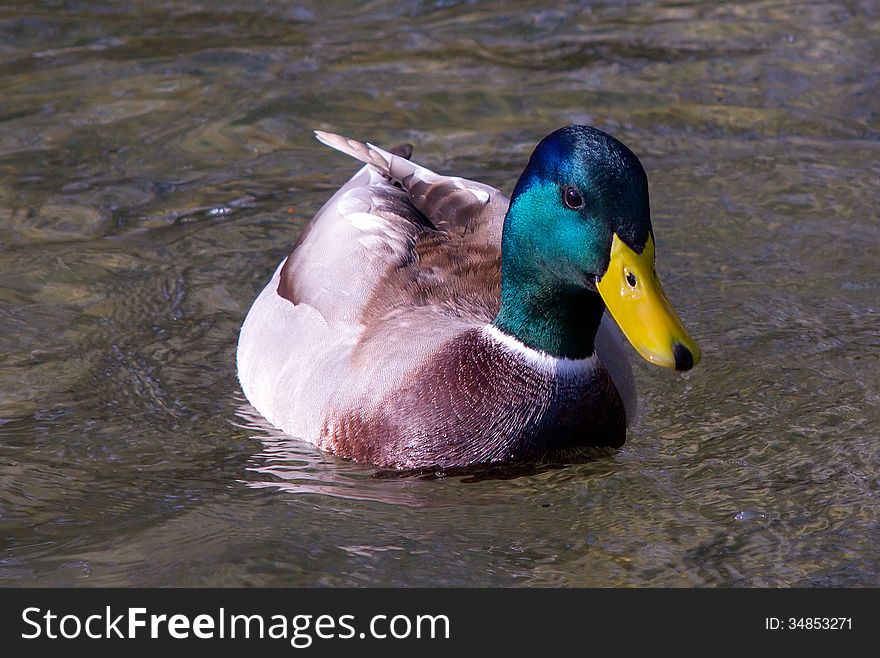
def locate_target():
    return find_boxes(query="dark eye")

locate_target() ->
[563,185,585,210]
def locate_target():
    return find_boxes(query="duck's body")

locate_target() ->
[238,128,698,469]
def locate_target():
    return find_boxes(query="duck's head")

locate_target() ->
[495,125,700,371]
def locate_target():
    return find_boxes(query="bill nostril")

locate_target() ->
[672,342,694,371]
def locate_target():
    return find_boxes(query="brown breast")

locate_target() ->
[317,327,626,469]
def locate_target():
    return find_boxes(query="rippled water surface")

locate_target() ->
[1,0,878,586]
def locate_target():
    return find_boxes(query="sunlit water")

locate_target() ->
[1,0,878,587]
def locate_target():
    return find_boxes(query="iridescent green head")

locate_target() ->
[493,125,700,369]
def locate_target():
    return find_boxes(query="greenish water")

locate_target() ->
[1,0,878,586]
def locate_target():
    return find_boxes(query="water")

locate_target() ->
[1,0,878,587]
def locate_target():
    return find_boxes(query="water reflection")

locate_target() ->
[238,399,623,504]
[237,401,434,507]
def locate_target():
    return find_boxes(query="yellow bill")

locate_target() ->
[596,233,701,371]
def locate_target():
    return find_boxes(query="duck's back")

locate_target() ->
[237,138,511,453]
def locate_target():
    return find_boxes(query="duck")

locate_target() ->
[237,125,700,470]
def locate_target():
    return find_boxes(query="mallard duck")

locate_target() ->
[237,126,700,469]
